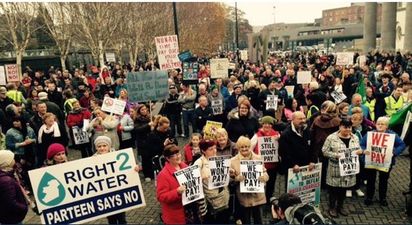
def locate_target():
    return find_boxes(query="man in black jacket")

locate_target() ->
[164,84,182,137]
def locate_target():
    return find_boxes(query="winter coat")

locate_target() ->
[251,128,280,170]
[258,88,280,112]
[310,114,341,160]
[194,105,213,132]
[66,108,92,128]
[164,93,181,115]
[41,99,65,126]
[178,90,196,110]
[208,93,225,116]
[216,140,237,157]
[47,90,64,110]
[230,152,269,207]
[225,112,259,143]
[183,144,201,165]
[133,116,151,150]
[119,114,134,141]
[0,170,28,224]
[146,129,175,157]
[322,131,359,188]
[87,115,119,150]
[5,127,36,156]
[156,162,187,224]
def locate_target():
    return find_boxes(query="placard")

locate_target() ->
[266,95,278,110]
[240,160,265,193]
[105,53,116,62]
[336,52,354,66]
[101,97,127,115]
[126,71,169,102]
[174,165,204,205]
[203,121,223,140]
[0,66,6,85]
[257,136,279,163]
[210,58,229,79]
[178,50,192,62]
[28,148,145,224]
[338,147,360,176]
[285,85,294,97]
[365,132,395,172]
[155,35,181,70]
[240,50,248,60]
[5,64,19,82]
[287,163,322,206]
[72,126,90,145]
[330,90,347,104]
[297,71,312,84]
[183,62,199,81]
[208,155,231,189]
[211,99,223,115]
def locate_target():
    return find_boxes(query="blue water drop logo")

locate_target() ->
[37,172,66,207]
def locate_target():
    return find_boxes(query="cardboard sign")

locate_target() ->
[240,50,248,60]
[240,160,265,193]
[330,91,347,104]
[297,71,312,84]
[211,99,223,115]
[336,52,354,66]
[155,35,181,70]
[174,165,204,205]
[210,58,229,79]
[208,155,231,189]
[203,121,223,140]
[0,66,6,85]
[5,64,19,82]
[257,136,279,163]
[101,97,127,115]
[285,85,294,97]
[72,126,90,145]
[365,132,395,172]
[182,61,199,81]
[266,95,278,110]
[338,147,360,176]
[126,71,169,102]
[287,163,322,206]
[28,148,145,224]
[105,53,116,62]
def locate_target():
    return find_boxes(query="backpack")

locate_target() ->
[285,203,333,224]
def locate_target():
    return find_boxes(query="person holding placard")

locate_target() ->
[157,144,187,224]
[225,99,259,143]
[230,136,269,224]
[322,119,362,218]
[194,96,213,133]
[87,107,119,150]
[360,117,406,206]
[258,79,280,114]
[208,85,226,124]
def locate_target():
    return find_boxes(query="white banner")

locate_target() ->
[338,147,360,176]
[208,155,231,189]
[28,148,145,224]
[240,50,248,61]
[101,97,127,115]
[211,99,223,115]
[155,35,181,70]
[210,58,229,79]
[105,53,116,62]
[240,160,265,193]
[365,132,395,172]
[330,91,347,104]
[72,126,90,145]
[297,71,312,84]
[5,64,19,82]
[258,136,279,163]
[174,165,204,205]
[266,95,278,111]
[336,52,354,66]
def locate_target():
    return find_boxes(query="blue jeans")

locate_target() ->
[182,109,195,136]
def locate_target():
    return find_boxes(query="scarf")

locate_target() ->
[38,122,61,144]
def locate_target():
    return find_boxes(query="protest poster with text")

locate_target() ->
[258,136,279,163]
[174,165,204,205]
[183,61,199,81]
[5,64,19,82]
[210,58,229,79]
[330,91,347,104]
[126,71,169,103]
[266,95,278,111]
[365,132,395,172]
[240,160,265,193]
[0,66,6,85]
[105,53,116,63]
[101,97,127,115]
[336,52,354,66]
[338,147,360,176]
[211,99,224,115]
[240,50,248,61]
[204,121,223,140]
[208,155,231,189]
[297,71,312,84]
[72,126,90,145]
[155,35,181,70]
[287,163,322,206]
[28,148,145,225]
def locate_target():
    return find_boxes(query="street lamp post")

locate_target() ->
[172,2,179,45]
[235,2,240,62]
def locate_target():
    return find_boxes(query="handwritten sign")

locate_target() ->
[211,99,223,115]
[5,64,19,82]
[336,52,354,66]
[287,163,322,206]
[105,53,116,62]
[240,50,248,60]
[174,165,204,205]
[210,58,229,79]
[28,148,145,224]
[0,66,6,85]
[126,71,169,102]
[330,90,347,104]
[204,121,223,140]
[208,155,231,189]
[365,132,395,172]
[101,97,127,115]
[258,136,279,163]
[72,126,90,145]
[155,35,181,70]
[297,71,312,84]
[240,160,264,193]
[338,147,360,176]
[266,95,278,110]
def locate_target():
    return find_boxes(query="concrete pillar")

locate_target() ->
[381,2,397,51]
[404,3,412,52]
[363,2,377,53]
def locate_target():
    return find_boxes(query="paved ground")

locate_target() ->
[24,138,412,224]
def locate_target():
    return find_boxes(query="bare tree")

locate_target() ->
[0,2,42,77]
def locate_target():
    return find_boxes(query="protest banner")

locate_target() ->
[28,148,145,225]
[82,119,90,132]
[330,90,347,104]
[287,163,322,206]
[240,50,248,60]
[338,147,360,176]
[126,71,169,102]
[336,52,354,66]
[105,53,116,62]
[72,126,90,145]
[297,71,312,84]
[101,97,127,115]
[5,64,19,82]
[0,66,6,85]
[178,50,192,62]
[211,99,224,115]
[266,95,278,111]
[285,85,294,97]
[174,165,204,205]
[257,136,279,163]
[210,58,229,79]
[204,121,223,139]
[240,160,265,193]
[208,155,231,189]
[155,35,181,70]
[365,132,395,172]
[183,61,199,81]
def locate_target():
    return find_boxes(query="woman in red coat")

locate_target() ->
[156,144,187,224]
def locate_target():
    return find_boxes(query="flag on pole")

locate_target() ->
[356,78,366,104]
[389,103,412,128]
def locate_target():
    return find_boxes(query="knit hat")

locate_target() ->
[199,139,216,152]
[233,83,242,90]
[47,143,66,160]
[38,91,48,100]
[94,136,112,147]
[0,150,14,169]
[260,116,276,125]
